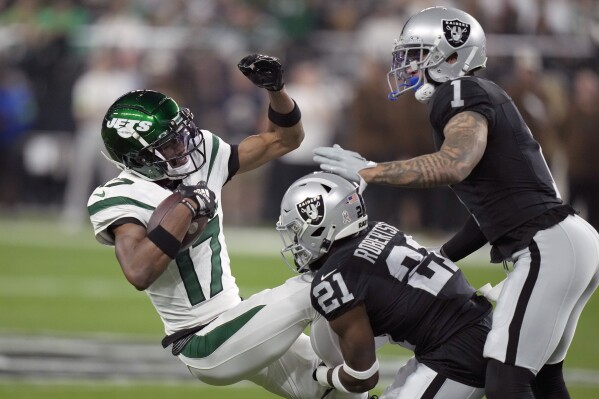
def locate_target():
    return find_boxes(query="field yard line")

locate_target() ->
[1,334,597,386]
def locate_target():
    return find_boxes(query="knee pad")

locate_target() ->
[485,359,536,399]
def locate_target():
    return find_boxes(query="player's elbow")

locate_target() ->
[345,373,379,393]
[273,118,303,146]
[448,168,469,184]
[123,265,156,291]
[457,162,478,182]
[126,274,152,291]
[283,127,304,151]
[438,150,478,184]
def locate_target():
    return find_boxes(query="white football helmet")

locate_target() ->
[276,172,368,273]
[388,7,487,103]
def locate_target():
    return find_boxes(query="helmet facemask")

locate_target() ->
[276,172,368,274]
[276,219,320,273]
[386,7,488,103]
[387,43,435,101]
[125,108,206,181]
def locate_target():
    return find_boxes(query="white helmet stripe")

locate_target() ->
[131,131,151,148]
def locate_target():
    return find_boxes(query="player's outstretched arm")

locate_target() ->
[236,53,304,174]
[363,111,488,187]
[315,111,488,188]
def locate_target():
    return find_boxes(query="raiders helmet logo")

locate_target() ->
[297,195,324,225]
[443,19,470,48]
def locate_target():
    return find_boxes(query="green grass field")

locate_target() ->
[1,218,597,398]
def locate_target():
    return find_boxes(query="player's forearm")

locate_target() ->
[142,204,193,262]
[361,152,465,188]
[266,89,304,150]
[267,87,295,113]
[360,111,486,187]
[118,206,192,290]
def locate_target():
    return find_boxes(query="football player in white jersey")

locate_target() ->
[87,54,367,399]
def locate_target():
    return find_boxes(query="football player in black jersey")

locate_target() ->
[313,6,599,399]
[276,172,493,399]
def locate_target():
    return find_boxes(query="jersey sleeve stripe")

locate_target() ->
[207,133,220,180]
[104,178,135,187]
[88,196,155,216]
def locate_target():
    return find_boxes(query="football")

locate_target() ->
[147,191,209,252]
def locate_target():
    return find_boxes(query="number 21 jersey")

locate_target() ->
[310,221,492,355]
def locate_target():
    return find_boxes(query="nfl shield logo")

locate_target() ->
[443,19,470,48]
[297,195,324,225]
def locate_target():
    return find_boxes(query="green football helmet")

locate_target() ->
[101,90,206,181]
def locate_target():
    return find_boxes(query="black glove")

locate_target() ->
[238,53,284,91]
[176,181,217,219]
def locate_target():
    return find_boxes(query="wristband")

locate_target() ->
[147,225,181,258]
[331,365,351,393]
[268,100,301,127]
[314,365,332,388]
[342,359,379,380]
[180,198,197,218]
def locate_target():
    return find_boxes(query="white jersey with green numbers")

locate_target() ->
[87,130,241,335]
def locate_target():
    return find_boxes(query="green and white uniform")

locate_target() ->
[88,132,366,399]
[89,131,240,335]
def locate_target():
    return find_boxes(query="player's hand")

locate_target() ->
[313,144,377,193]
[238,53,284,91]
[176,181,217,218]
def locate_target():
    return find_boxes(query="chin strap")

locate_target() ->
[460,46,480,76]
[414,83,436,103]
[320,225,337,255]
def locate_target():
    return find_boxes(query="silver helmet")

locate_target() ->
[276,172,368,273]
[388,7,487,103]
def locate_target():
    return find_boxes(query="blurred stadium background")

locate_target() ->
[0,0,597,398]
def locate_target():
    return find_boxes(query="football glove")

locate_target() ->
[238,53,284,91]
[313,144,377,194]
[176,181,217,219]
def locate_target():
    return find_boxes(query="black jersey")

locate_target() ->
[310,222,492,356]
[428,77,563,244]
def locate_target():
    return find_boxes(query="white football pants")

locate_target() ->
[311,317,483,399]
[180,273,367,399]
[380,357,484,399]
[484,214,599,373]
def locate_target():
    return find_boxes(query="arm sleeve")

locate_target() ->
[226,144,240,183]
[440,215,487,262]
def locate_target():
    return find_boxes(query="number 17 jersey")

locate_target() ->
[310,221,492,355]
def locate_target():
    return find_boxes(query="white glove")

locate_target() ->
[313,144,377,193]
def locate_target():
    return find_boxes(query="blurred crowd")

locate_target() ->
[0,0,597,234]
